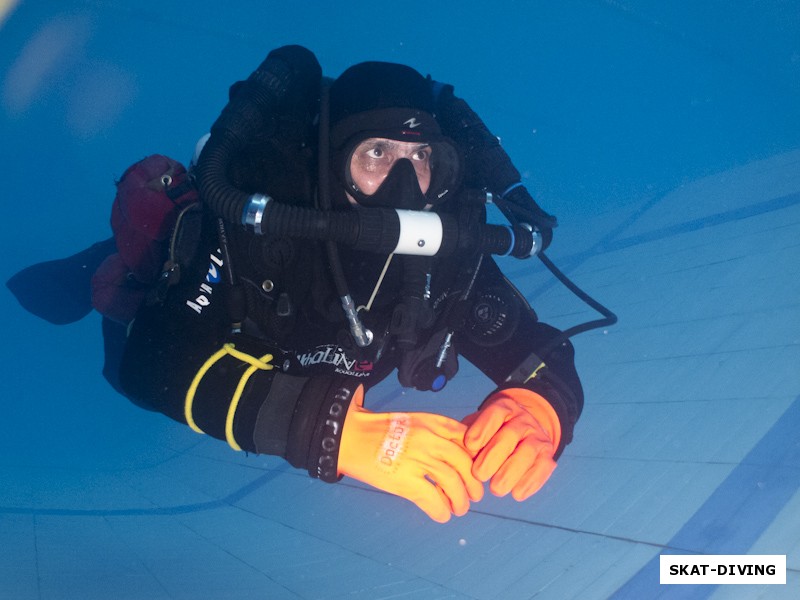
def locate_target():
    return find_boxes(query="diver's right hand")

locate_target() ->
[338,391,483,523]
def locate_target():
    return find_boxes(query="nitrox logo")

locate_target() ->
[186,250,223,314]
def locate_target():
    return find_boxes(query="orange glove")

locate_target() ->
[338,387,483,523]
[463,388,561,501]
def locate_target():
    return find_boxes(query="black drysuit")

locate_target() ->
[119,194,584,480]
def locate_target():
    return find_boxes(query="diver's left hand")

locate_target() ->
[462,389,561,501]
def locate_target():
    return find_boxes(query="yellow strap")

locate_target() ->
[184,344,274,451]
[224,347,273,451]
[185,346,230,433]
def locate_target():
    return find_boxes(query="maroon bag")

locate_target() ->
[92,155,198,323]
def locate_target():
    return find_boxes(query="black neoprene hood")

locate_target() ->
[328,61,462,207]
[329,61,440,145]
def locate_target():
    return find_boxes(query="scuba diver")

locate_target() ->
[9,46,603,522]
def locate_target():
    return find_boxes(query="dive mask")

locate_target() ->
[337,130,462,210]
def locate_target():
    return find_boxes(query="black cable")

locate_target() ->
[493,192,617,356]
[216,217,246,332]
[535,252,618,359]
[317,80,350,297]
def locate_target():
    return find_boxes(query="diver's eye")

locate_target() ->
[412,148,429,161]
[366,147,385,159]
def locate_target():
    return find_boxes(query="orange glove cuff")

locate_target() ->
[490,388,562,452]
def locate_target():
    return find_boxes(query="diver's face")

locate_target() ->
[349,138,432,197]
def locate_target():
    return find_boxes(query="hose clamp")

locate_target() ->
[242,194,271,235]
[521,223,543,258]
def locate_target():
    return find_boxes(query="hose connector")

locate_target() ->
[341,295,373,347]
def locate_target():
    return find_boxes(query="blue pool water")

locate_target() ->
[1,2,798,598]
